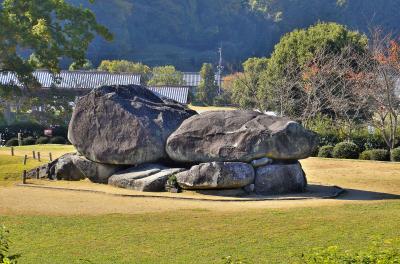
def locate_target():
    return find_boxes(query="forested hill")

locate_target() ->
[70,0,400,71]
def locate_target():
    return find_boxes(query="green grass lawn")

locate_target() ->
[0,144,75,158]
[1,202,400,263]
[0,145,75,185]
[1,147,400,263]
[0,155,44,185]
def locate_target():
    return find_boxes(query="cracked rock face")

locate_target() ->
[166,110,318,163]
[68,85,196,165]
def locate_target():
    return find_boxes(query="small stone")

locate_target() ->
[251,158,273,168]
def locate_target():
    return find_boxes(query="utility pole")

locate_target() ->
[217,46,224,95]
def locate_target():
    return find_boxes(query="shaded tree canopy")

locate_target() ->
[148,66,184,86]
[0,0,112,89]
[262,22,368,117]
[196,63,219,105]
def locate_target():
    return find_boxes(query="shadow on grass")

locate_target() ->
[193,184,400,201]
[338,188,400,201]
[192,184,344,200]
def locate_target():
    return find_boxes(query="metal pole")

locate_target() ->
[217,46,224,95]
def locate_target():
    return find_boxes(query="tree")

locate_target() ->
[263,22,368,119]
[98,60,151,85]
[298,46,371,134]
[69,59,93,71]
[196,63,218,105]
[148,66,185,86]
[0,0,112,90]
[231,57,268,110]
[359,29,400,150]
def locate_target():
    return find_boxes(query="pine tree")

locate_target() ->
[196,63,218,105]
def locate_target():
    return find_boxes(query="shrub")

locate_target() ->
[0,225,19,264]
[369,149,390,161]
[352,133,387,152]
[318,145,334,158]
[51,125,68,138]
[359,150,372,160]
[36,136,49,145]
[49,136,67,144]
[317,133,340,147]
[5,138,19,147]
[333,142,360,159]
[302,245,400,264]
[22,136,36,146]
[165,174,181,193]
[213,93,232,106]
[0,121,44,141]
[391,148,400,162]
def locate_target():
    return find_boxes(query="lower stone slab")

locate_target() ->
[254,162,307,195]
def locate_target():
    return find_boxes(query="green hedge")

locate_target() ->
[359,150,372,160]
[318,145,334,158]
[347,148,390,161]
[5,138,19,147]
[369,149,390,161]
[22,136,36,146]
[49,136,67,144]
[36,137,50,145]
[333,142,360,159]
[391,148,400,162]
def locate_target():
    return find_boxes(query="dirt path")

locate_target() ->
[0,184,393,216]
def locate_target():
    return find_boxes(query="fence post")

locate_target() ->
[49,152,53,161]
[11,147,14,156]
[37,152,41,162]
[36,168,40,179]
[32,151,36,160]
[23,155,28,165]
[22,170,27,184]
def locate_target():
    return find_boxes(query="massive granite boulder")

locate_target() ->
[176,162,255,190]
[166,110,318,163]
[68,85,196,165]
[254,161,307,195]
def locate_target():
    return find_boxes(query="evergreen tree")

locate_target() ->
[196,63,218,105]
